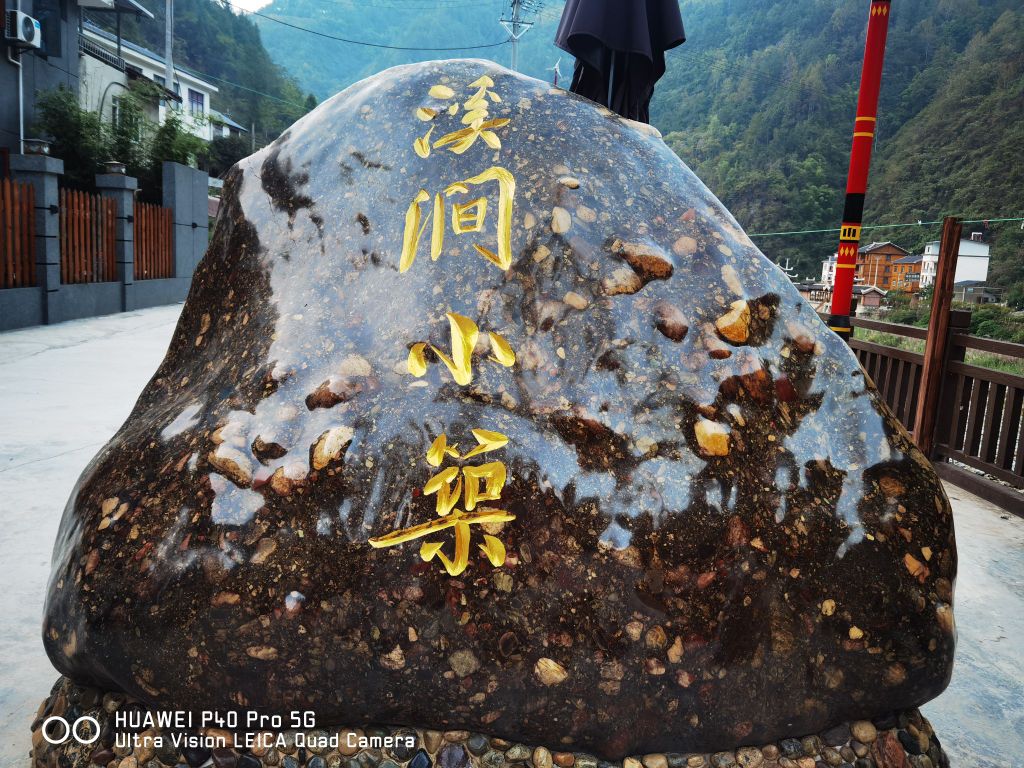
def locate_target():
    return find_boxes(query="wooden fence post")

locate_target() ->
[914,216,962,456]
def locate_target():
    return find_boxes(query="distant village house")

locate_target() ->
[820,232,992,298]
[2,0,244,166]
[919,232,990,288]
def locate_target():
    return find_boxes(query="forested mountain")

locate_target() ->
[652,0,1023,285]
[250,0,1022,290]
[86,0,315,144]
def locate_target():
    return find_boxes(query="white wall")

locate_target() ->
[78,55,127,123]
[81,29,217,142]
[955,256,990,283]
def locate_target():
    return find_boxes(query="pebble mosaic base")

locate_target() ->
[31,678,948,768]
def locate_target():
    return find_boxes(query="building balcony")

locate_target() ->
[79,34,126,72]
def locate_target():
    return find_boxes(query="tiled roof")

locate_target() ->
[82,20,218,91]
[893,254,923,264]
[858,241,910,255]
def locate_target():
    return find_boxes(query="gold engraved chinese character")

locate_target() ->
[406,312,515,385]
[399,167,516,273]
[368,428,514,576]
[420,76,508,156]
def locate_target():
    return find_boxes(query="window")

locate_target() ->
[188,89,204,116]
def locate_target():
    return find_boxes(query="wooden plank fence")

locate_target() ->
[59,188,116,284]
[133,202,173,280]
[1,177,36,288]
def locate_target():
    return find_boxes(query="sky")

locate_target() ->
[229,0,271,11]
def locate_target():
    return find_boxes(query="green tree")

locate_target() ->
[33,86,108,189]
[208,134,251,177]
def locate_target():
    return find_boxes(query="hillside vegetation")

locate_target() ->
[247,0,1022,294]
[86,0,316,145]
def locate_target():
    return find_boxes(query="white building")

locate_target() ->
[79,20,220,142]
[821,252,837,286]
[919,232,990,288]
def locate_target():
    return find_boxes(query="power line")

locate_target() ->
[747,217,1024,238]
[80,12,309,109]
[197,70,308,109]
[221,0,511,50]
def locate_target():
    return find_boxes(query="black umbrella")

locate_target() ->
[555,0,685,123]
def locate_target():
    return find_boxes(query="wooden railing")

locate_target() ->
[848,313,1024,513]
[133,202,174,280]
[935,334,1024,488]
[1,177,36,288]
[850,317,926,434]
[59,188,116,284]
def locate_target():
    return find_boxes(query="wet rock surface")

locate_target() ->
[43,60,955,758]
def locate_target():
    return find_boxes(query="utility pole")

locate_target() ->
[500,0,534,72]
[827,0,893,343]
[164,0,174,103]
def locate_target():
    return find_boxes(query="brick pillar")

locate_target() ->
[10,154,63,324]
[95,172,138,311]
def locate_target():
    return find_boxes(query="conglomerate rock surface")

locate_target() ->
[43,60,956,759]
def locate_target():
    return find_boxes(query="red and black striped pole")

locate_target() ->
[828,0,893,342]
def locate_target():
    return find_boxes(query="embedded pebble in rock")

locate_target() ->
[448,651,480,678]
[534,657,569,685]
[714,300,750,344]
[438,745,468,768]
[734,748,762,768]
[602,267,644,296]
[42,60,954,761]
[534,747,554,768]
[506,746,533,762]
[551,207,572,234]
[339,733,362,757]
[466,735,489,756]
[694,418,730,456]
[779,741,803,759]
[390,734,417,761]
[563,291,589,310]
[850,723,877,745]
[653,301,688,342]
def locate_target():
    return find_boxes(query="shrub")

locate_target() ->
[33,84,208,199]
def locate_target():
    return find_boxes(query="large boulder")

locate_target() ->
[43,60,955,758]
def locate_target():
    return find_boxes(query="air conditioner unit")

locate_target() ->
[5,10,42,50]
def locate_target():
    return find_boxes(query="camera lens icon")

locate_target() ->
[41,716,101,745]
